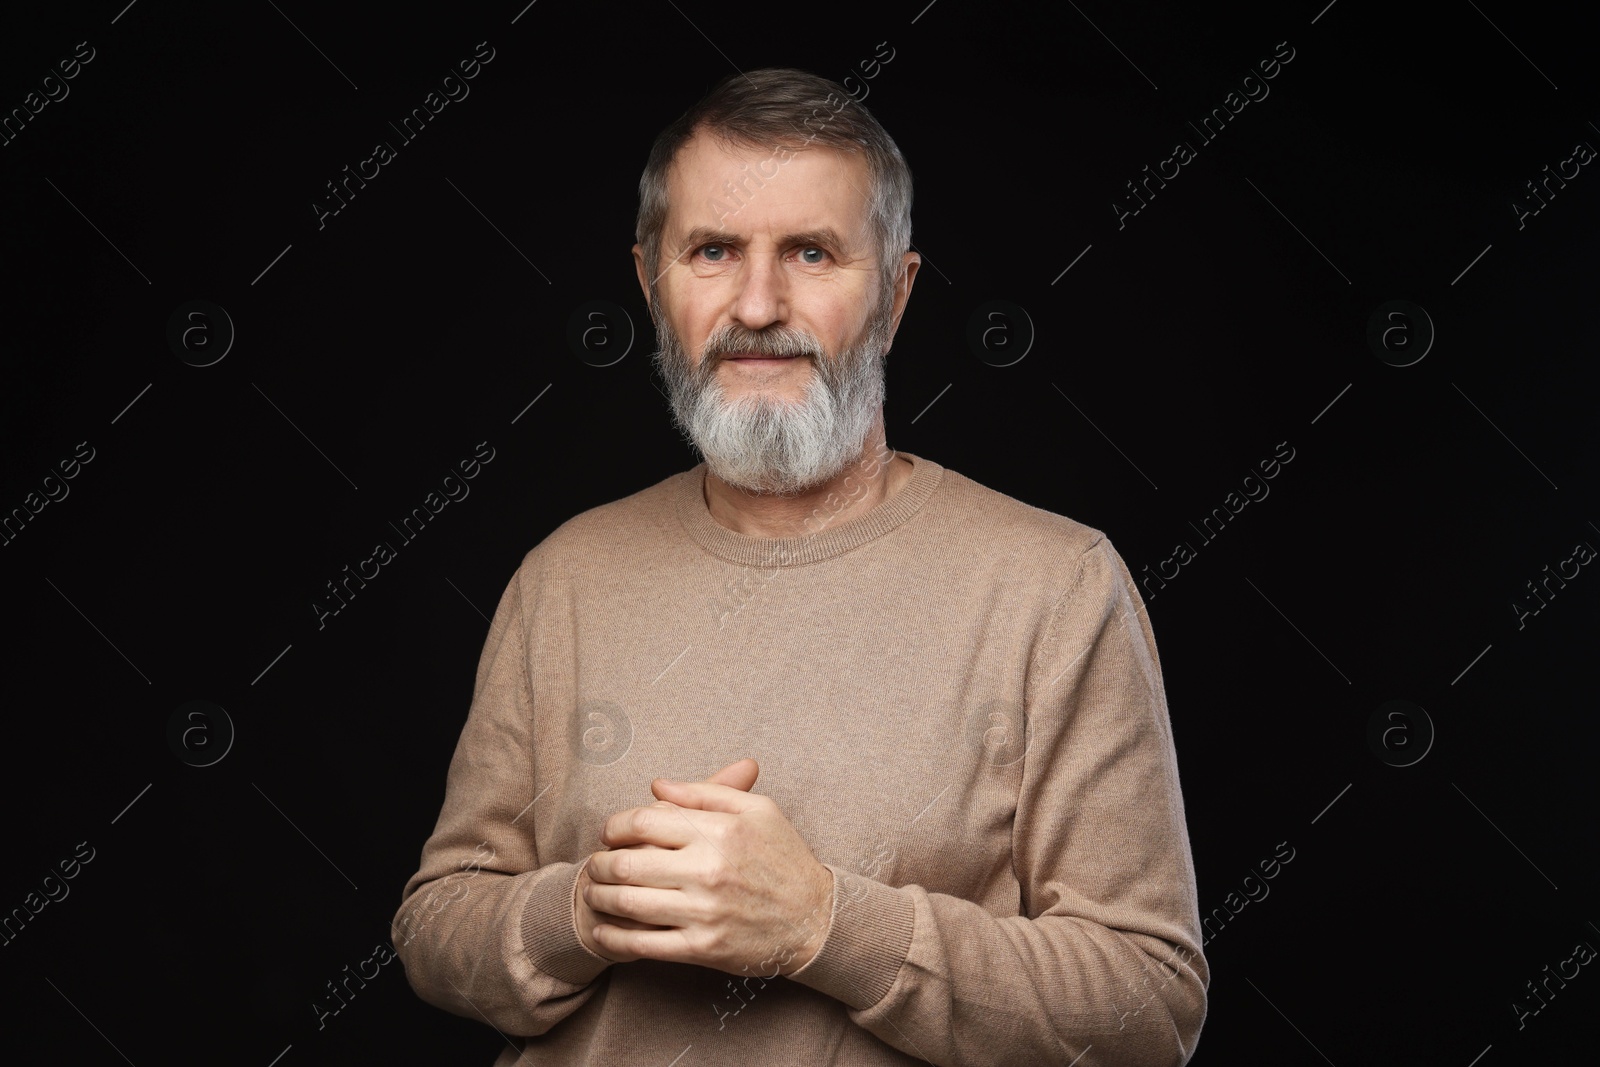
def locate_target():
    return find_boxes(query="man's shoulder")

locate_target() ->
[519,465,692,571]
[931,461,1107,560]
[926,461,1134,614]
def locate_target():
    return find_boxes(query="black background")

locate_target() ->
[2,0,1596,1064]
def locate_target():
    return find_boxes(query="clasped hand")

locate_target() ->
[574,758,834,978]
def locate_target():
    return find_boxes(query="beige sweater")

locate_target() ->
[394,451,1208,1065]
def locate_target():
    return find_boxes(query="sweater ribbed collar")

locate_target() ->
[674,451,944,567]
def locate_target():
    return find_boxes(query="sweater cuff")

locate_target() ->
[520,861,613,987]
[785,864,914,1010]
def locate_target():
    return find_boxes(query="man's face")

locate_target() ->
[634,133,913,495]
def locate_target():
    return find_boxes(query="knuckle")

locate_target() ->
[618,885,644,916]
[704,857,733,891]
[691,894,722,926]
[700,925,728,957]
[686,924,721,958]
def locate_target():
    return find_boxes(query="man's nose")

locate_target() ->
[728,251,788,330]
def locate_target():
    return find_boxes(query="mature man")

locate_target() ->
[394,68,1208,1065]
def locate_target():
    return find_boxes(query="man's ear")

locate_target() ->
[888,250,921,338]
[631,243,652,308]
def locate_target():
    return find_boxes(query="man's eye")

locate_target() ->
[699,245,727,262]
[799,247,826,265]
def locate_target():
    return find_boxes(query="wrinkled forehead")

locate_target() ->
[662,133,875,251]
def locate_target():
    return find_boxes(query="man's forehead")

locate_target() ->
[663,134,873,246]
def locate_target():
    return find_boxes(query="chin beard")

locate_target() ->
[650,295,893,496]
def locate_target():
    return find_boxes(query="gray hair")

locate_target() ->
[636,68,914,299]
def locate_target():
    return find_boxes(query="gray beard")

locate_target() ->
[649,290,893,495]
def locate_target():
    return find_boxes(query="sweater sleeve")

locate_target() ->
[785,535,1209,1066]
[392,561,615,1036]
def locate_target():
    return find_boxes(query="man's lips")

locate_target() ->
[723,352,802,361]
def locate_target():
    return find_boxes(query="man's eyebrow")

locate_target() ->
[677,226,741,250]
[675,226,856,253]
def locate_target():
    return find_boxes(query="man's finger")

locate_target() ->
[587,837,687,889]
[702,757,759,792]
[596,911,668,932]
[649,777,762,813]
[601,802,699,849]
[592,923,698,967]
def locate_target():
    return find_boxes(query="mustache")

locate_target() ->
[701,325,823,363]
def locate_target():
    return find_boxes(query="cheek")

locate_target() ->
[667,291,719,341]
[684,314,720,354]
[802,293,867,349]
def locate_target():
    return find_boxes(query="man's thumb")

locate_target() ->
[702,757,758,792]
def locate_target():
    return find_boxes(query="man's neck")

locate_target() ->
[701,431,914,540]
